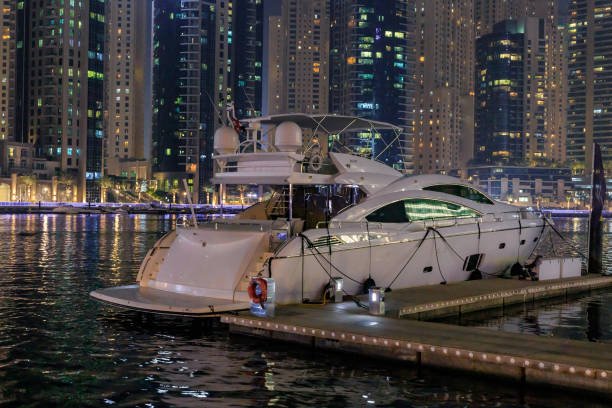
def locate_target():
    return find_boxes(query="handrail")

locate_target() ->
[313,209,542,233]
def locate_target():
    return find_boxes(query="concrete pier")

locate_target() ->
[382,274,612,319]
[222,275,612,396]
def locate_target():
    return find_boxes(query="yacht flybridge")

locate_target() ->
[90,114,547,316]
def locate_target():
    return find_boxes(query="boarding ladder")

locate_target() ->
[266,188,289,218]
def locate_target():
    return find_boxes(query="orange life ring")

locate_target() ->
[248,278,268,306]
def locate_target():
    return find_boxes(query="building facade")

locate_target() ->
[232,0,263,120]
[267,0,329,115]
[475,20,525,165]
[329,0,414,171]
[475,0,528,37]
[152,0,184,182]
[267,15,284,114]
[413,0,475,174]
[152,0,262,202]
[0,1,16,142]
[567,0,612,170]
[105,0,153,184]
[465,165,572,205]
[475,18,549,166]
[9,0,107,201]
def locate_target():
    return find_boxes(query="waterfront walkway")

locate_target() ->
[223,275,612,396]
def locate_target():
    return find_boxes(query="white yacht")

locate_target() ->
[91,114,546,315]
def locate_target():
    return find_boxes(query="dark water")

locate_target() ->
[0,214,609,407]
[443,218,612,342]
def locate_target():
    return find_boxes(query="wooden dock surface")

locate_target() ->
[222,275,612,396]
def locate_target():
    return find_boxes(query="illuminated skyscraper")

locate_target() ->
[475,0,527,37]
[475,19,548,165]
[329,0,414,171]
[152,0,262,202]
[475,0,567,165]
[152,0,182,184]
[8,0,106,201]
[267,15,284,114]
[413,0,475,174]
[267,0,329,115]
[230,0,263,119]
[104,0,153,183]
[0,1,16,141]
[567,0,612,169]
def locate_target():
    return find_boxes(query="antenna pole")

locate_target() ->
[182,179,197,226]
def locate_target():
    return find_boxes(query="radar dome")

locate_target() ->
[274,121,302,152]
[213,126,239,154]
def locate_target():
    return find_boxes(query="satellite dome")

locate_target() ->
[274,121,302,152]
[213,126,239,154]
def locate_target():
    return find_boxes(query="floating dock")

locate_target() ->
[222,275,612,396]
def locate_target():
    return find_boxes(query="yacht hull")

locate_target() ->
[271,218,544,303]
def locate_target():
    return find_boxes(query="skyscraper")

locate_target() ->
[267,0,329,115]
[104,0,153,183]
[413,0,475,174]
[329,0,414,171]
[180,0,216,203]
[475,20,525,165]
[152,0,183,180]
[567,0,612,169]
[85,0,106,202]
[475,0,567,165]
[152,0,262,202]
[267,15,284,114]
[0,1,16,141]
[475,0,527,37]
[475,18,552,166]
[232,0,263,119]
[10,0,106,201]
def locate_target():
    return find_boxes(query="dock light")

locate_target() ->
[331,277,343,302]
[368,287,385,315]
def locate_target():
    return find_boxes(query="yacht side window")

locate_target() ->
[365,200,409,223]
[423,184,494,204]
[403,198,480,221]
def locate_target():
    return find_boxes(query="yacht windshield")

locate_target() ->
[423,184,493,204]
[366,198,480,223]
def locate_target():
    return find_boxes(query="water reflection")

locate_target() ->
[447,218,612,343]
[0,214,609,407]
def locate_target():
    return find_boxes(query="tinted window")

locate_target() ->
[404,198,480,221]
[423,184,493,204]
[365,198,479,223]
[365,200,409,223]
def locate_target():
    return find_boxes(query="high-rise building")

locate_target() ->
[475,0,527,37]
[413,0,475,174]
[475,18,550,166]
[9,0,106,201]
[267,0,329,115]
[152,0,262,202]
[180,0,216,203]
[329,0,414,171]
[567,0,612,169]
[267,15,284,114]
[152,0,183,181]
[475,1,568,164]
[85,0,106,202]
[475,20,525,165]
[15,0,30,145]
[104,0,153,183]
[536,0,568,164]
[0,1,16,141]
[232,0,263,119]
